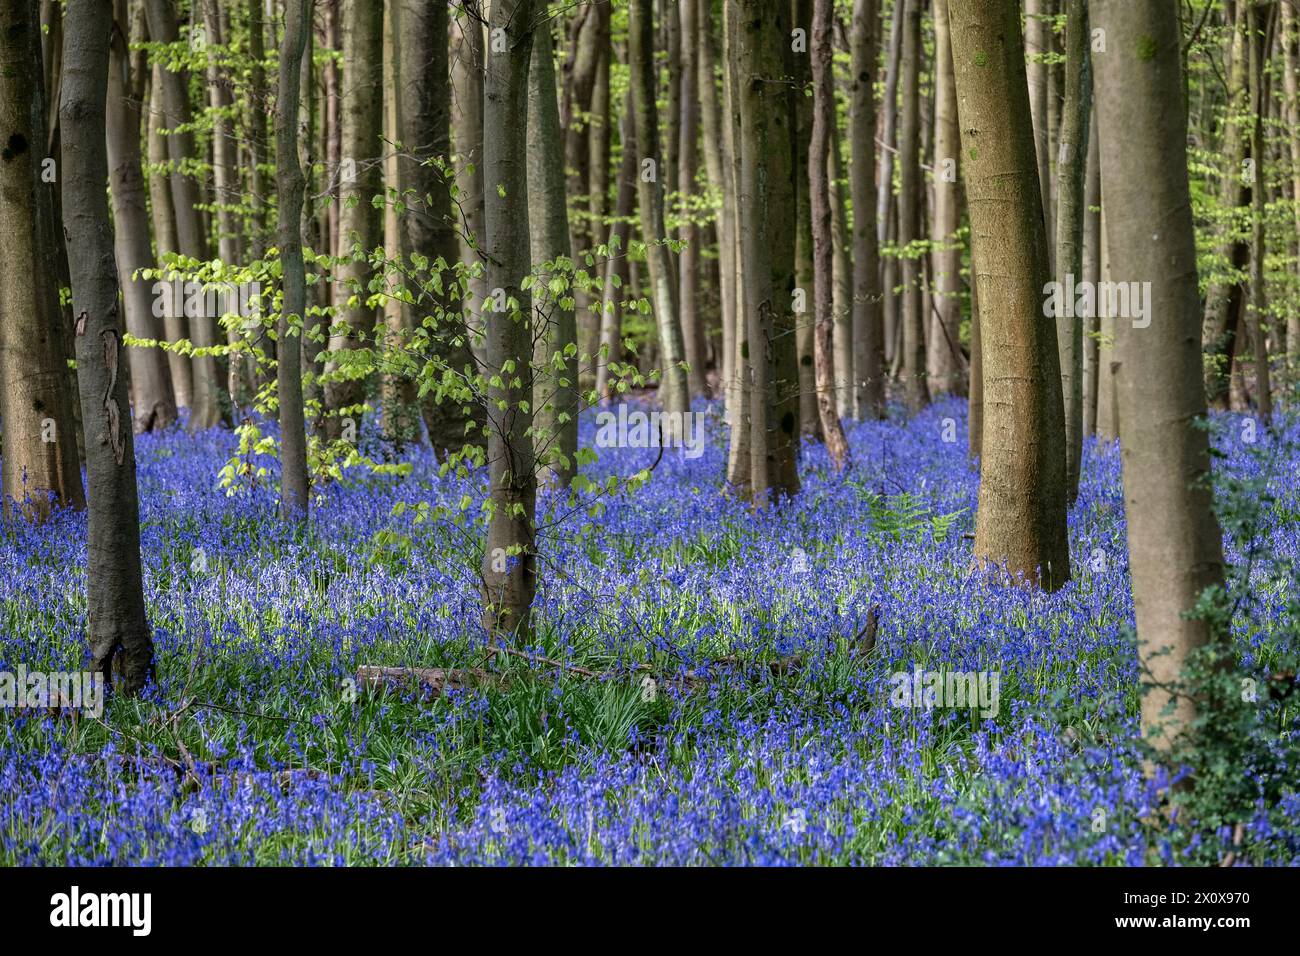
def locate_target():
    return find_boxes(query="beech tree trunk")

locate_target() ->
[60,0,153,692]
[1055,0,1089,503]
[0,0,86,518]
[898,0,929,412]
[1091,0,1226,756]
[850,0,884,420]
[481,0,537,640]
[143,0,222,432]
[527,18,578,486]
[949,0,1070,590]
[928,0,964,398]
[323,0,383,441]
[277,0,311,517]
[810,0,850,470]
[629,0,689,416]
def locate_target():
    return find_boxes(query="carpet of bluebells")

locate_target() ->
[2,397,1298,865]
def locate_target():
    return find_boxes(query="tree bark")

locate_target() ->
[1091,0,1227,756]
[143,0,222,432]
[630,0,689,415]
[1055,0,1089,502]
[1247,0,1273,424]
[1202,2,1249,410]
[928,0,964,398]
[481,0,537,640]
[949,0,1070,590]
[60,0,153,692]
[323,0,383,441]
[277,0,311,517]
[1081,101,1100,438]
[527,17,579,486]
[810,0,850,470]
[898,0,929,412]
[850,0,884,420]
[677,0,707,398]
[0,0,86,518]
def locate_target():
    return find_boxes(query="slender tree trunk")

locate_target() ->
[810,0,850,470]
[60,0,153,692]
[1247,0,1273,424]
[0,0,86,518]
[928,0,964,398]
[1025,0,1052,250]
[829,119,854,418]
[204,3,253,411]
[450,6,487,368]
[677,0,707,398]
[1091,0,1226,756]
[481,0,537,640]
[849,0,884,422]
[949,0,1070,590]
[144,0,222,431]
[1055,0,1089,503]
[278,0,311,516]
[246,0,269,257]
[527,17,578,486]
[107,0,176,434]
[1282,0,1300,389]
[630,0,689,415]
[897,0,929,412]
[323,0,383,441]
[768,0,801,496]
[699,4,740,413]
[596,95,637,403]
[724,0,751,490]
[1081,102,1101,438]
[146,67,192,410]
[1202,3,1249,410]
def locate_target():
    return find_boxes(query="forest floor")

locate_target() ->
[2,398,1297,864]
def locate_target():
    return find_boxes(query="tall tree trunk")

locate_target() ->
[60,0,153,692]
[204,3,253,412]
[829,119,854,418]
[402,0,482,461]
[1092,0,1226,756]
[323,0,383,441]
[278,0,311,517]
[850,0,884,420]
[143,0,222,431]
[677,0,707,398]
[898,0,929,412]
[1025,0,1052,252]
[596,98,637,403]
[1055,0,1089,503]
[630,0,689,415]
[1282,0,1300,390]
[450,6,487,367]
[1202,2,1249,410]
[108,0,176,434]
[1081,102,1100,438]
[810,0,850,470]
[928,0,964,398]
[0,0,86,518]
[699,3,740,413]
[1247,0,1273,424]
[147,66,192,410]
[724,0,751,490]
[528,17,578,486]
[481,0,537,640]
[245,0,269,257]
[793,0,821,435]
[949,0,1070,591]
